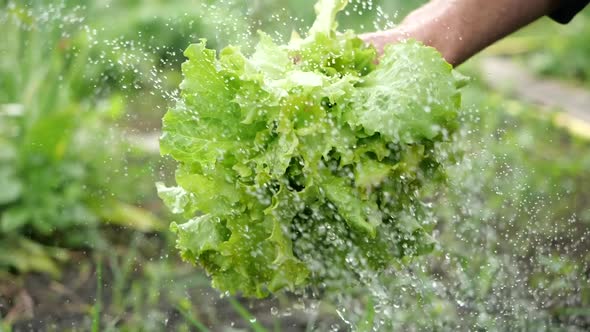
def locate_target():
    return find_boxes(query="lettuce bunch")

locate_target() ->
[158,0,465,298]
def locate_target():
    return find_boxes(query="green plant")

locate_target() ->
[175,303,211,332]
[228,298,269,332]
[0,2,160,275]
[159,0,465,298]
[0,311,11,332]
[527,9,590,84]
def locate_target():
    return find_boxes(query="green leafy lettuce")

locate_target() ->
[159,0,465,298]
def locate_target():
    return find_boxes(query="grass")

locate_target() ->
[0,317,11,332]
[228,298,269,332]
[91,255,103,332]
[175,303,211,332]
[355,297,375,332]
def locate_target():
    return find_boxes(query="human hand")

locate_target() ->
[359,28,410,56]
[359,1,438,58]
[360,0,564,67]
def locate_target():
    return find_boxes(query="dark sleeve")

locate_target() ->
[549,0,589,23]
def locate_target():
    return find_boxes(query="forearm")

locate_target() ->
[402,0,561,65]
[365,0,562,66]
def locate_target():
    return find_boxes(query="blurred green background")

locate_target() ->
[0,0,588,331]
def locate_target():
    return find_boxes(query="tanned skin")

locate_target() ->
[361,0,562,66]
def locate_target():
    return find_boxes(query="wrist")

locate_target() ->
[398,18,464,66]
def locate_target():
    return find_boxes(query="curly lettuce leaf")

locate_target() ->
[348,40,463,144]
[308,0,348,37]
[159,0,464,298]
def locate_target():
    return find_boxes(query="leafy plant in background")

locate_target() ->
[69,0,255,99]
[0,2,159,276]
[528,9,590,84]
[499,8,590,85]
[159,0,465,298]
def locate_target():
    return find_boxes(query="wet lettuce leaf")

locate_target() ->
[159,0,465,298]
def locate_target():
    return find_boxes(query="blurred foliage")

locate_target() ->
[527,9,590,84]
[427,86,590,329]
[493,8,590,85]
[0,2,160,276]
[73,0,247,96]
